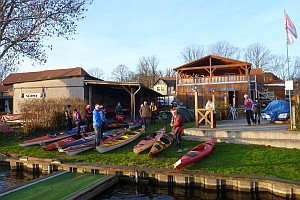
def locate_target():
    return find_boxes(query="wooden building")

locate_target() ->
[173,55,253,108]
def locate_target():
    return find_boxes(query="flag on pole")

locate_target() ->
[284,12,298,45]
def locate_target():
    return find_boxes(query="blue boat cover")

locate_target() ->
[261,100,290,121]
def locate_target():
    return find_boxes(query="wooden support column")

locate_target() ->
[195,90,198,127]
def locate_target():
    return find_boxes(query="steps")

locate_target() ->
[183,128,300,149]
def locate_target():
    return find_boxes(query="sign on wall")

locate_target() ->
[23,93,44,98]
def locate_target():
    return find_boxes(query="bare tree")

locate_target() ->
[243,43,271,68]
[287,56,300,80]
[88,67,105,79]
[164,67,176,77]
[0,0,93,80]
[111,64,134,82]
[208,41,241,59]
[179,45,206,63]
[136,56,159,87]
[264,54,287,80]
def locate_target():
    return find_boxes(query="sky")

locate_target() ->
[19,0,300,78]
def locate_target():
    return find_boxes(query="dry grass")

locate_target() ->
[19,97,87,134]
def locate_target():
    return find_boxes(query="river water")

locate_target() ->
[0,163,290,200]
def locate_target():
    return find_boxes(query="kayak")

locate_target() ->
[19,125,87,147]
[96,126,145,153]
[133,127,165,154]
[59,129,126,155]
[43,131,94,151]
[174,137,217,170]
[148,132,174,157]
[128,120,143,129]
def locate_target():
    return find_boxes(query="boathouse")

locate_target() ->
[2,67,161,120]
[173,55,285,108]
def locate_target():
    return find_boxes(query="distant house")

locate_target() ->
[153,77,176,106]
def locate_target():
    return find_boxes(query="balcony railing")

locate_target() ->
[178,75,254,85]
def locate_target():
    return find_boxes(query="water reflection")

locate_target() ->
[0,163,42,192]
[94,179,289,200]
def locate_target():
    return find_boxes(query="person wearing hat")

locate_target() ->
[85,105,93,131]
[170,109,185,152]
[93,104,103,147]
[139,101,151,130]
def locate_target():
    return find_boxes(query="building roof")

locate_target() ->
[0,82,13,92]
[250,68,263,75]
[263,72,285,84]
[173,55,252,76]
[154,77,176,86]
[2,67,95,85]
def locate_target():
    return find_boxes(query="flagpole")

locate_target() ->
[284,10,293,130]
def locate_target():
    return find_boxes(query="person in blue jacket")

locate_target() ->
[93,104,103,147]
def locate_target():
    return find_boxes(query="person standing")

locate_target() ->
[170,109,185,152]
[99,105,109,135]
[85,105,93,131]
[73,109,82,139]
[139,101,151,130]
[254,99,261,124]
[115,102,123,115]
[205,98,217,128]
[65,104,72,131]
[244,94,255,125]
[93,104,103,147]
[150,101,158,124]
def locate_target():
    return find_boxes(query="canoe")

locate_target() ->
[59,129,126,155]
[148,132,174,157]
[133,127,165,154]
[43,131,95,151]
[19,125,87,147]
[174,137,217,170]
[128,120,142,129]
[96,126,145,153]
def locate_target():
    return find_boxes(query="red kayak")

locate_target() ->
[19,125,87,147]
[43,131,94,151]
[174,137,217,170]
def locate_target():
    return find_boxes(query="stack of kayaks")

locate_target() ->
[148,131,174,157]
[133,127,165,154]
[43,131,95,151]
[59,129,125,155]
[19,125,87,147]
[174,137,217,170]
[96,126,145,153]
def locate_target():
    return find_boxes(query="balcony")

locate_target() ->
[177,75,254,86]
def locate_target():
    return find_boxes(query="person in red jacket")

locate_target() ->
[85,105,93,131]
[170,109,185,152]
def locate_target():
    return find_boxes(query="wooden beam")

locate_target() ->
[175,63,250,71]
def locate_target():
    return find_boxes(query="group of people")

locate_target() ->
[65,104,109,148]
[139,101,158,130]
[203,94,262,127]
[243,94,261,126]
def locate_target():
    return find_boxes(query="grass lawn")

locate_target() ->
[1,119,300,182]
[0,172,104,200]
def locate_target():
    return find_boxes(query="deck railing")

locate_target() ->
[178,75,254,85]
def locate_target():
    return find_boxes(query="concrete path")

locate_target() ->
[184,117,300,149]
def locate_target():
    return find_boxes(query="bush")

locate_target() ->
[19,97,87,134]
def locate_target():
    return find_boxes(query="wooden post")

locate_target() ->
[195,90,198,127]
[224,92,227,106]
